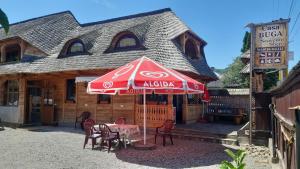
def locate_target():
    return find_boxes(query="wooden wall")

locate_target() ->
[0,79,6,105]
[271,73,300,169]
[182,95,204,124]
[0,71,202,127]
[112,95,135,124]
[76,82,135,124]
[185,104,203,124]
[208,95,250,115]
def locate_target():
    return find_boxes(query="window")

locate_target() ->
[185,39,198,59]
[97,95,111,104]
[139,94,168,105]
[66,79,76,101]
[6,80,19,106]
[187,94,201,104]
[115,33,139,49]
[5,44,21,62]
[66,40,85,55]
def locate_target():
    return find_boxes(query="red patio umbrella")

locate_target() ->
[202,87,210,103]
[87,56,205,145]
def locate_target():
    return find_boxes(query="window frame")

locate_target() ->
[187,94,202,105]
[185,39,198,60]
[66,79,76,102]
[5,44,21,63]
[97,94,111,104]
[115,34,139,49]
[139,94,168,105]
[6,80,19,106]
[66,40,86,56]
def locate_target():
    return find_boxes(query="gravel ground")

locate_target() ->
[0,126,273,169]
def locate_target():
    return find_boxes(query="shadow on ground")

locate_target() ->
[115,138,233,168]
[19,125,85,134]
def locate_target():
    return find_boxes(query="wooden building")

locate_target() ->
[0,8,217,127]
[271,61,300,169]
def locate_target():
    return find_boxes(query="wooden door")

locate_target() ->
[28,87,42,123]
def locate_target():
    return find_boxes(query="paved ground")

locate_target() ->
[0,126,273,169]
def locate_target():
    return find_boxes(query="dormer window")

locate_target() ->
[185,39,198,59]
[59,39,87,58]
[115,34,138,49]
[104,31,143,53]
[5,44,21,62]
[67,40,85,55]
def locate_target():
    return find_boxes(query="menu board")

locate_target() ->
[254,21,288,69]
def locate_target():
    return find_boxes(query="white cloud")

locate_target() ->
[91,0,115,9]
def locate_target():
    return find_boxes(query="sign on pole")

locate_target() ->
[253,20,289,69]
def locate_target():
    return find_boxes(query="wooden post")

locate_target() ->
[249,24,256,145]
[0,45,5,63]
[18,78,26,124]
[75,83,78,119]
[143,88,146,145]
[62,79,65,123]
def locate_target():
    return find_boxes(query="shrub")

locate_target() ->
[220,149,246,169]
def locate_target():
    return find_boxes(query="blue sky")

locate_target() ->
[1,0,300,69]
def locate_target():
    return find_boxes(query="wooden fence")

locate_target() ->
[135,104,173,128]
[208,94,250,115]
[271,63,300,169]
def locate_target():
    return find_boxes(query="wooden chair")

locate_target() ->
[83,119,101,149]
[75,111,91,129]
[115,117,126,124]
[98,123,120,153]
[155,120,175,146]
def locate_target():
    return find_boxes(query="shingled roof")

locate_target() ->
[0,8,217,81]
[240,63,250,74]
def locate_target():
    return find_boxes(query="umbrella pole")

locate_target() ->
[143,88,146,145]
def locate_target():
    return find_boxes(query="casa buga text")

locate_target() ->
[259,25,283,38]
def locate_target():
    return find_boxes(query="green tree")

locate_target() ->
[241,31,251,53]
[263,70,278,91]
[222,57,249,88]
[0,9,9,34]
[222,31,251,88]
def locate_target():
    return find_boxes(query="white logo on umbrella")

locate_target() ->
[112,64,134,79]
[103,81,113,88]
[140,71,169,78]
[194,84,199,89]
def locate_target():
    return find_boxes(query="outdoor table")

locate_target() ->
[94,123,140,148]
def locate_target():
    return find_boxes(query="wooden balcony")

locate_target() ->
[135,104,173,128]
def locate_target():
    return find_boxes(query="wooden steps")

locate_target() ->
[147,127,239,146]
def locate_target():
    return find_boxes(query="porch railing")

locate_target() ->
[135,104,173,128]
